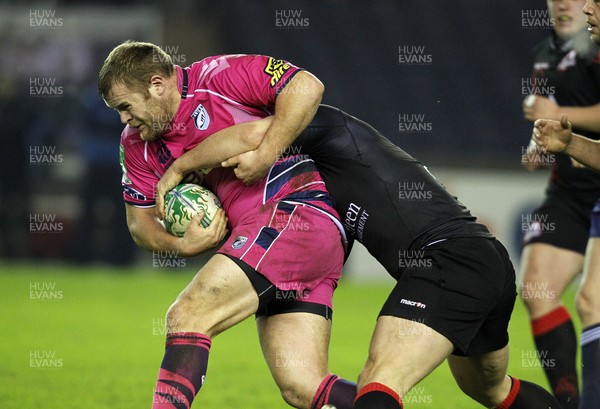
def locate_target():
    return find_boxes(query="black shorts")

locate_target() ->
[224,254,333,320]
[379,237,516,356]
[522,188,598,254]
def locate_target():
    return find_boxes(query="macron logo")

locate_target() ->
[400,298,427,309]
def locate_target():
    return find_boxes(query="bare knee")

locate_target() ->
[357,354,380,389]
[519,244,582,315]
[455,369,510,407]
[449,348,510,407]
[277,376,323,409]
[164,294,215,336]
[520,267,563,315]
[279,385,307,409]
[576,288,600,325]
[165,296,193,330]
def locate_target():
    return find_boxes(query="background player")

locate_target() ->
[532,114,600,409]
[99,41,357,409]
[519,1,600,406]
[532,1,600,400]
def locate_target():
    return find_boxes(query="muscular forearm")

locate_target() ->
[565,133,600,172]
[126,205,201,257]
[127,208,191,256]
[172,118,272,175]
[257,71,324,159]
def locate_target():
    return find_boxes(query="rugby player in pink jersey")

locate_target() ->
[99,41,355,409]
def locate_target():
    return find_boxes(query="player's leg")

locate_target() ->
[356,237,506,409]
[253,204,355,409]
[353,316,453,409]
[152,253,259,409]
[578,239,600,328]
[447,347,561,408]
[448,346,509,406]
[520,243,582,318]
[446,237,562,408]
[222,202,351,408]
[257,311,356,409]
[519,242,582,408]
[577,237,600,409]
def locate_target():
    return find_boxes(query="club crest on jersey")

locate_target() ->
[191,104,210,131]
[232,236,248,249]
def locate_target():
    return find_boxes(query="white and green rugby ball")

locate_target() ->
[163,183,222,237]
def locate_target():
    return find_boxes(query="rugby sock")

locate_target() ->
[496,376,561,408]
[580,323,600,409]
[353,382,402,409]
[531,306,579,409]
[152,332,211,409]
[311,374,356,409]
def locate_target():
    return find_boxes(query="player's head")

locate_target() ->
[98,41,178,141]
[548,0,587,40]
[583,0,600,44]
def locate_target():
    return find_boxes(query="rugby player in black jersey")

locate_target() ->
[527,2,600,409]
[520,1,600,407]
[156,104,561,409]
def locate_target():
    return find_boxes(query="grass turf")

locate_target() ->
[1,263,580,408]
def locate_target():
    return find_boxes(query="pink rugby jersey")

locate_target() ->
[120,54,343,233]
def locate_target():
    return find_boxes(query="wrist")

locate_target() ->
[564,137,580,157]
[176,237,196,258]
[257,141,280,164]
[170,159,187,177]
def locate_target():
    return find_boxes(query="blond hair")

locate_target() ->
[98,40,174,99]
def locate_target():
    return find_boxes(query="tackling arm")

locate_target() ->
[155,118,271,219]
[257,70,324,160]
[222,71,324,183]
[172,117,272,173]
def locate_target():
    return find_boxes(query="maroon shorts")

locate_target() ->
[218,200,344,310]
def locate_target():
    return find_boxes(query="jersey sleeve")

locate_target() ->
[120,129,158,207]
[207,54,303,111]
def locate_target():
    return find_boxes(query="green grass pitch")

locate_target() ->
[1,263,580,408]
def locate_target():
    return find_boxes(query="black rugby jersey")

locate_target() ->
[530,28,600,193]
[293,105,492,278]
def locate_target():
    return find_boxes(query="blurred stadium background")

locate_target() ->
[1,1,579,408]
[1,0,551,269]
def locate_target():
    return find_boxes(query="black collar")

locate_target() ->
[181,68,189,99]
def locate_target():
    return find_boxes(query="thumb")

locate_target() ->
[194,209,206,220]
[560,114,570,130]
[156,191,166,220]
[222,155,241,168]
[189,211,206,228]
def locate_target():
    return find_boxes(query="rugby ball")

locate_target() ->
[163,183,222,237]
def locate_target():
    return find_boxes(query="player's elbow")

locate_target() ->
[126,216,157,252]
[306,74,324,104]
[292,71,324,106]
[128,223,149,251]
